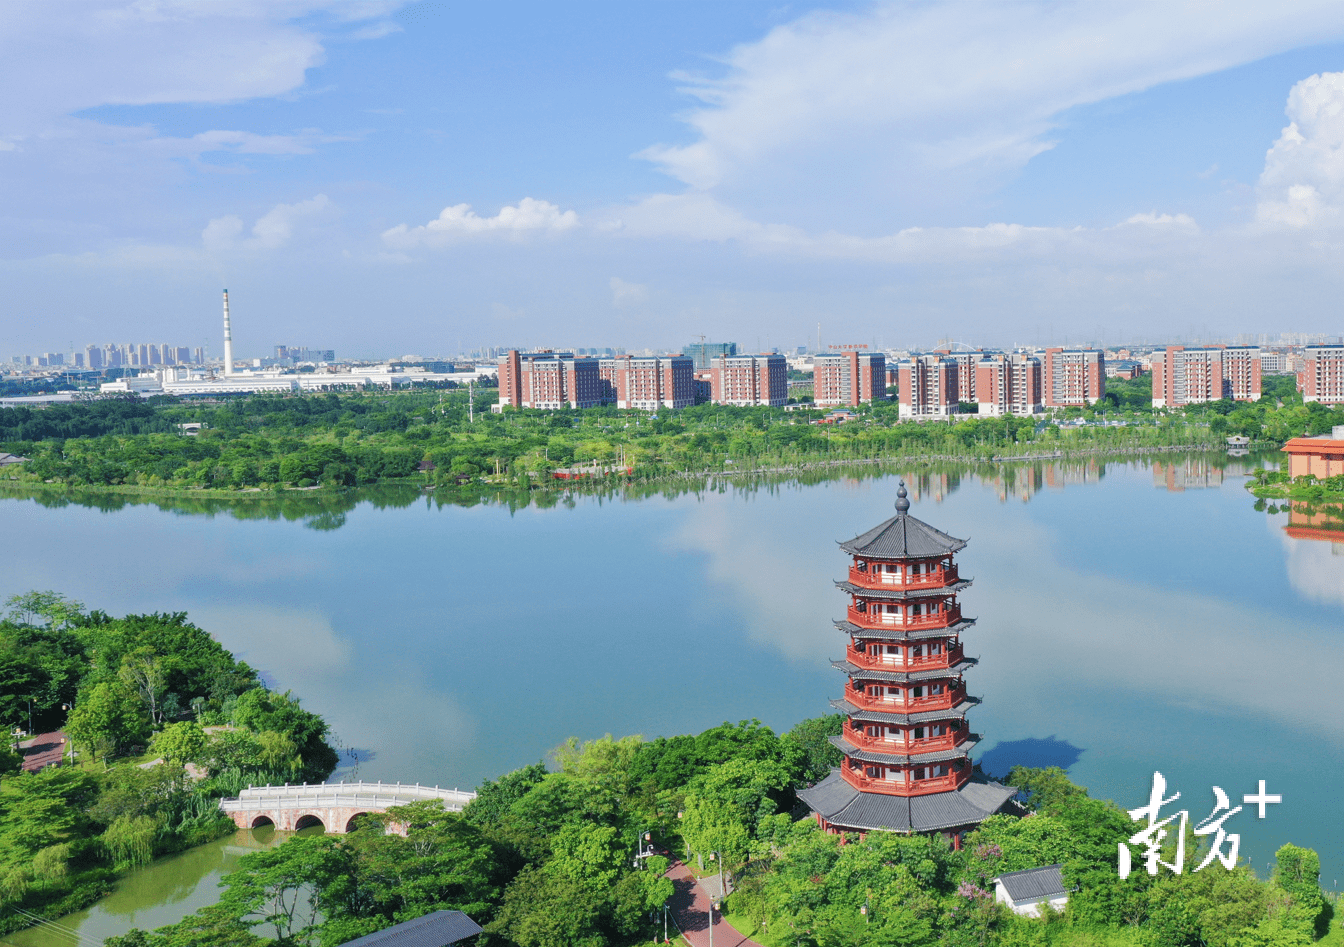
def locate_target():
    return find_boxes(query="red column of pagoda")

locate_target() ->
[798,480,1015,843]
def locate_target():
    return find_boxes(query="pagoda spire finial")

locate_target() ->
[895,480,910,515]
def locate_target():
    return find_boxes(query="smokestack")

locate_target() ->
[222,289,234,376]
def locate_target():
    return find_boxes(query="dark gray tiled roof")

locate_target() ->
[839,513,968,559]
[832,657,978,682]
[834,618,977,642]
[831,733,980,764]
[835,580,972,600]
[338,911,482,947]
[830,696,980,724]
[798,771,1016,833]
[995,865,1068,903]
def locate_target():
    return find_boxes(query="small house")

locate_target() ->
[993,864,1068,917]
[338,910,482,947]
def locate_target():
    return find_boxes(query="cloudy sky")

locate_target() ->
[5,1,1344,359]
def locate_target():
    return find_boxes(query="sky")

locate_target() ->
[5,1,1344,359]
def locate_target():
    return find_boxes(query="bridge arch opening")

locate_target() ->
[294,814,326,832]
[345,812,375,833]
[250,815,275,829]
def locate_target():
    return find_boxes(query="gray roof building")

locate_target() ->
[798,770,1017,833]
[338,910,483,947]
[993,864,1070,916]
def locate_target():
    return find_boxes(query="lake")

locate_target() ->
[3,452,1343,942]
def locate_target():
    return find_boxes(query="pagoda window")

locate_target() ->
[885,767,904,781]
[931,764,948,777]
[856,560,868,572]
[914,767,927,780]
[931,724,946,737]
[911,644,925,657]
[913,727,926,740]
[912,686,926,698]
[932,683,945,695]
[885,727,903,742]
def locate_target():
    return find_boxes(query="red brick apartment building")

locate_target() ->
[898,355,959,420]
[497,350,603,409]
[814,350,887,407]
[976,353,1043,416]
[1041,348,1105,408]
[598,355,694,410]
[709,354,788,406]
[1151,345,1261,408]
[1298,345,1344,405]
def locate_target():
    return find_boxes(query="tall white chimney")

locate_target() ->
[222,289,234,376]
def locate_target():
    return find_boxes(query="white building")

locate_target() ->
[993,864,1069,917]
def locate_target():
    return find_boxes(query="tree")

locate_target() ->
[216,835,351,944]
[65,680,147,761]
[120,649,168,725]
[784,714,844,785]
[151,721,207,766]
[4,591,84,630]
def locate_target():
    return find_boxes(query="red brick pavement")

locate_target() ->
[664,860,765,947]
[19,731,68,772]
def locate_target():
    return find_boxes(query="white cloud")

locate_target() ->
[638,2,1344,232]
[1257,71,1344,229]
[202,194,333,252]
[609,276,648,308]
[381,198,579,248]
[1118,212,1198,229]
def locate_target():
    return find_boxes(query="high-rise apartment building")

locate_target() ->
[597,354,694,410]
[1040,348,1105,408]
[497,350,603,409]
[1151,346,1261,407]
[1299,344,1344,405]
[897,355,959,420]
[814,350,887,406]
[976,353,1043,416]
[933,350,986,404]
[709,354,788,406]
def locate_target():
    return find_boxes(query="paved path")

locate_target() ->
[18,731,66,772]
[664,860,765,947]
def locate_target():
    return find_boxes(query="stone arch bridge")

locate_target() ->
[219,781,477,834]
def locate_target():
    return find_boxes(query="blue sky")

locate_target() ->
[4,1,1344,359]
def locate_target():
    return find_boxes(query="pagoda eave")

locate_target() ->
[830,734,981,765]
[834,579,973,600]
[831,657,978,681]
[830,696,982,724]
[834,618,978,641]
[798,770,1017,834]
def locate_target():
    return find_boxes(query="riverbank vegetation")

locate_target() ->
[0,593,338,936]
[108,716,1334,947]
[0,387,1250,499]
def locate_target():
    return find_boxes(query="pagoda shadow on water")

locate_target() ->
[798,481,1016,848]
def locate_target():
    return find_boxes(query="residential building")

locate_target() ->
[934,350,987,404]
[814,350,887,406]
[709,354,787,406]
[1260,351,1286,374]
[1221,346,1261,401]
[1040,348,1105,408]
[497,350,603,409]
[897,355,959,420]
[1299,344,1344,405]
[797,482,1015,846]
[1151,345,1261,407]
[976,353,1043,416]
[599,354,694,410]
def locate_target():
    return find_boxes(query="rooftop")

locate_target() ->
[995,864,1068,904]
[337,910,482,947]
[798,769,1017,833]
[839,482,968,559]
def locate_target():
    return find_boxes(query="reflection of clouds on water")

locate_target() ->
[188,604,479,784]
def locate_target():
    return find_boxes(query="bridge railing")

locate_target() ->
[220,780,477,813]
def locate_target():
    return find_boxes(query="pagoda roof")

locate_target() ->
[834,618,977,642]
[831,733,980,765]
[839,483,967,559]
[832,657,978,682]
[797,769,1017,834]
[835,580,972,600]
[830,695,981,724]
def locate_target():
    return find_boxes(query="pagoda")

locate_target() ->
[798,481,1015,847]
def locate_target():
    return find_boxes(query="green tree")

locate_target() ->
[216,835,351,944]
[151,721,207,765]
[65,680,148,761]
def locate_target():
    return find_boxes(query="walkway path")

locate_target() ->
[664,860,765,947]
[18,730,66,772]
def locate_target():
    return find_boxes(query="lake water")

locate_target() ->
[4,452,1344,942]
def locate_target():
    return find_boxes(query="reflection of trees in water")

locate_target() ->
[3,449,1274,530]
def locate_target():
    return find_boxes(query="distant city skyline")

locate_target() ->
[5,3,1344,354]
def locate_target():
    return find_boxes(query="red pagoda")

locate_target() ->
[798,481,1015,847]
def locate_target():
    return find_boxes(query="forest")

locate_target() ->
[0,380,1304,497]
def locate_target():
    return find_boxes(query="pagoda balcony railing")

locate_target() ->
[839,765,969,797]
[847,604,962,630]
[846,684,968,713]
[845,727,969,754]
[848,643,964,671]
[848,564,958,590]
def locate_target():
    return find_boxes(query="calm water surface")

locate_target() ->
[3,454,1343,942]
